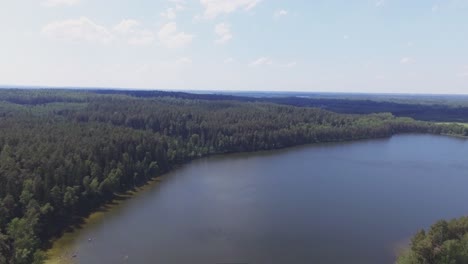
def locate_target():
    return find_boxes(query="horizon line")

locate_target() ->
[1,84,468,97]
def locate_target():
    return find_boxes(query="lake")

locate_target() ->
[47,134,468,264]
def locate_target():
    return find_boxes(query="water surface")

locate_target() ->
[48,134,468,264]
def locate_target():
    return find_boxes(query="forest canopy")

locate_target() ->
[398,217,468,264]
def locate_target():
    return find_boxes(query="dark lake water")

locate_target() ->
[49,134,468,264]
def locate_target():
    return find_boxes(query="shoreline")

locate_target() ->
[441,133,468,139]
[45,177,165,264]
[44,135,394,263]
[44,132,462,263]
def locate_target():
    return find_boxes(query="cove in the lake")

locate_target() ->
[46,134,468,264]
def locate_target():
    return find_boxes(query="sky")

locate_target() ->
[1,0,467,94]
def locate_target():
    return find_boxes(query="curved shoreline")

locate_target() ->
[44,137,389,263]
[44,132,458,263]
[45,177,164,264]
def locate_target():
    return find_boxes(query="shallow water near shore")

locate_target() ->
[47,134,468,264]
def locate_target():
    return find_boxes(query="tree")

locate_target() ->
[0,231,11,264]
[428,220,449,246]
[19,180,34,209]
[7,217,39,264]
[63,186,79,209]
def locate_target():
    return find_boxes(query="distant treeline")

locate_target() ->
[2,88,468,122]
[0,89,466,263]
[91,89,468,122]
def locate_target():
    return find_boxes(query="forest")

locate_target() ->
[398,217,468,264]
[0,89,467,263]
[92,89,468,122]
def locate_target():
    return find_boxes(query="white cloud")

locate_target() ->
[113,19,155,46]
[42,17,113,44]
[250,57,274,67]
[161,8,177,19]
[200,0,262,19]
[214,23,232,44]
[113,19,140,34]
[127,30,155,46]
[170,0,186,10]
[42,17,156,46]
[432,4,439,12]
[375,0,385,7]
[249,57,296,68]
[274,9,288,19]
[343,34,350,40]
[158,22,194,48]
[400,57,415,64]
[161,1,186,20]
[42,0,80,7]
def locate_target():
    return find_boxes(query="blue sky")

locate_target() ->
[1,0,467,93]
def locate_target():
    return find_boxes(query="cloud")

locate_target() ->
[432,4,439,12]
[249,57,296,68]
[113,19,140,34]
[170,0,186,11]
[161,1,186,20]
[250,57,273,67]
[113,19,155,46]
[42,17,113,44]
[274,9,288,19]
[169,0,185,7]
[214,23,232,44]
[127,30,155,46]
[375,0,385,7]
[158,22,194,48]
[161,8,177,19]
[42,17,156,46]
[42,0,80,7]
[400,57,415,64]
[200,0,261,19]
[343,34,350,40]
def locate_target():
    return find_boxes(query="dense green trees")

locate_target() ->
[398,218,468,264]
[0,89,466,263]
